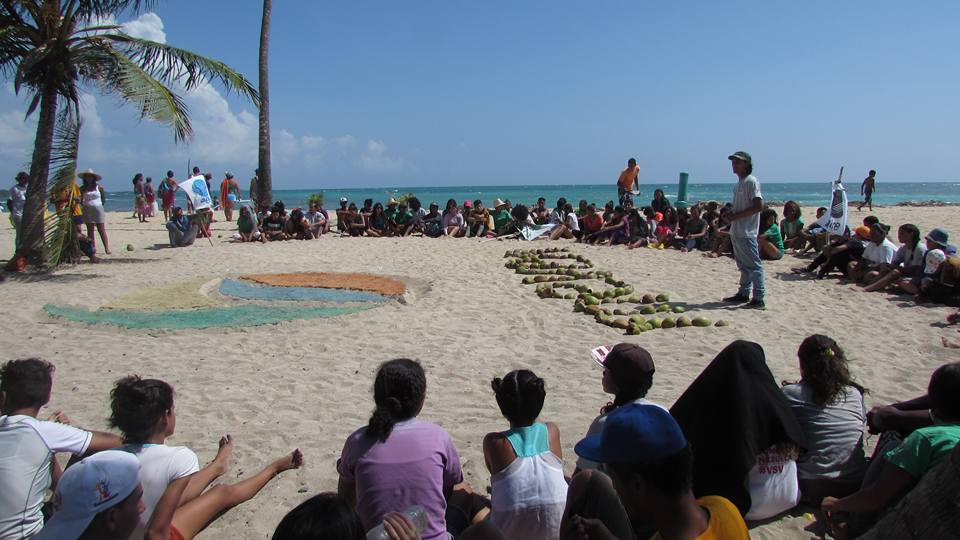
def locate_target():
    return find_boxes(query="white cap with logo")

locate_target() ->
[35,450,140,540]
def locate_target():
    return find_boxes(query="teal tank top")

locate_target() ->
[503,423,550,458]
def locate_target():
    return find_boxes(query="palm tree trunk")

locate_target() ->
[257,0,272,210]
[19,84,59,265]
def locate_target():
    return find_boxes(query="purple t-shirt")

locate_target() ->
[338,419,463,540]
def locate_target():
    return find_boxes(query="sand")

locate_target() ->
[1,205,958,540]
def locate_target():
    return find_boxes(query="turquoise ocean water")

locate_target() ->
[16,181,960,213]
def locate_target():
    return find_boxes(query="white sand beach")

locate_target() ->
[1,205,958,539]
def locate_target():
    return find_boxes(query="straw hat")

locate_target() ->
[77,168,101,181]
[387,197,399,206]
[493,198,507,209]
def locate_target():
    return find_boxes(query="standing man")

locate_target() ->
[617,157,640,207]
[858,169,876,211]
[6,172,28,252]
[249,169,261,212]
[220,172,242,221]
[723,151,765,309]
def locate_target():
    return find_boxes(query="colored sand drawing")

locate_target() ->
[219,279,389,303]
[103,278,217,310]
[44,303,374,330]
[505,248,728,333]
[242,272,406,296]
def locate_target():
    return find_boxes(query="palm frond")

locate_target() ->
[102,34,260,108]
[73,0,156,20]
[43,105,82,268]
[94,44,192,142]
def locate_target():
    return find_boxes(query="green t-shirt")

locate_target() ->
[885,423,960,479]
[493,209,512,233]
[385,207,399,221]
[781,218,804,239]
[762,223,785,253]
[395,210,413,225]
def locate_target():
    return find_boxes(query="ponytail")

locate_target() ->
[366,359,426,442]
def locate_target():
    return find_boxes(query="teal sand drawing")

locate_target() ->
[219,279,389,303]
[44,303,375,330]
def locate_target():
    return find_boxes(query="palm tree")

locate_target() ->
[256,0,272,210]
[0,1,259,265]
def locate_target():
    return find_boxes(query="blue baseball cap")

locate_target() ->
[574,404,687,465]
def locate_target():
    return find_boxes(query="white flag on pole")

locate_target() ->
[178,175,213,211]
[816,180,848,235]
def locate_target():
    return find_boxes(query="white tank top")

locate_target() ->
[82,188,102,207]
[489,424,568,540]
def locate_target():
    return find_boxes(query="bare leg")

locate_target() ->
[86,223,96,249]
[171,449,302,540]
[862,270,900,292]
[96,223,110,254]
[181,435,233,505]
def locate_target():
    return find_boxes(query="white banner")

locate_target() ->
[178,175,213,211]
[816,180,848,235]
[520,224,556,241]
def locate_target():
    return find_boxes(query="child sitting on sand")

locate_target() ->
[304,202,327,238]
[109,375,302,540]
[758,208,785,260]
[236,206,263,242]
[578,204,604,243]
[899,228,951,296]
[0,358,122,540]
[671,341,806,519]
[674,206,709,252]
[577,344,665,473]
[847,223,897,282]
[338,359,478,540]
[794,206,828,254]
[861,224,925,293]
[780,201,804,250]
[483,370,567,540]
[822,362,960,537]
[782,335,868,505]
[284,208,315,240]
[367,202,390,237]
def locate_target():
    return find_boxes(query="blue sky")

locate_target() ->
[2,1,959,190]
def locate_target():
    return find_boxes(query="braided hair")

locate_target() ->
[798,335,865,407]
[109,375,174,442]
[491,370,546,427]
[366,359,427,442]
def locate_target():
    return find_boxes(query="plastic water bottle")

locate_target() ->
[366,505,427,540]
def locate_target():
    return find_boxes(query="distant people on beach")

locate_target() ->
[220,172,241,222]
[79,168,110,255]
[858,170,876,211]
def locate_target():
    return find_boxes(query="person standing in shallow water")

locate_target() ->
[858,170,876,211]
[722,151,766,309]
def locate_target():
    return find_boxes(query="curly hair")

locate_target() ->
[798,335,865,407]
[491,370,546,426]
[109,376,174,442]
[0,358,54,410]
[366,359,427,443]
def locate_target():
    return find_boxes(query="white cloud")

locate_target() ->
[358,139,403,171]
[121,12,166,42]
[0,110,35,163]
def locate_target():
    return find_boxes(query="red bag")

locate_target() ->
[4,254,26,272]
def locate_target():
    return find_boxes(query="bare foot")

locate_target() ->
[209,434,234,477]
[942,336,960,349]
[947,312,960,325]
[273,448,304,474]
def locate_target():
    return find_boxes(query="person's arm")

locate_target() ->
[83,431,123,455]
[145,475,192,540]
[482,432,515,475]
[861,180,866,195]
[822,464,914,514]
[337,474,357,507]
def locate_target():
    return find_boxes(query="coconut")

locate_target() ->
[692,317,712,327]
[584,295,600,306]
[623,285,634,295]
[522,277,535,284]
[630,315,646,325]
[585,305,601,315]
[715,320,730,327]
[613,287,626,297]
[611,318,630,329]
[564,293,577,300]
[649,318,662,329]
[640,305,657,315]
[656,293,670,302]
[672,306,686,314]
[641,294,656,304]
[677,316,692,328]
[574,301,585,312]
[656,304,671,313]
[613,308,630,316]
[661,317,676,329]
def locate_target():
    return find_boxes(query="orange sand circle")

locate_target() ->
[241,272,407,296]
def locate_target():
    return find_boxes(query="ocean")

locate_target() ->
[7,181,960,213]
